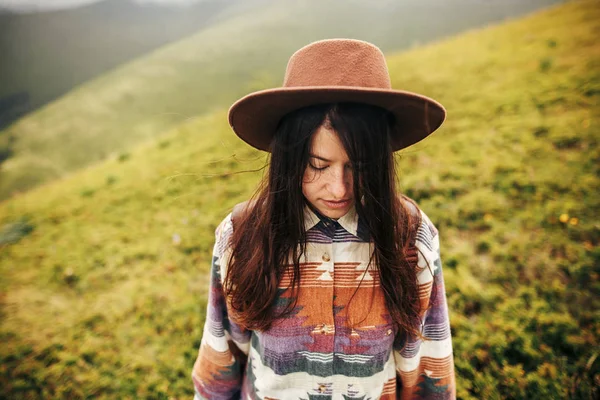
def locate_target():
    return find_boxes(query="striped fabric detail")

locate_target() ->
[192,202,456,399]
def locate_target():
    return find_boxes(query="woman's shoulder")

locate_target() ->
[213,211,234,256]
[399,195,441,277]
[213,199,257,248]
[231,199,256,226]
[398,193,439,239]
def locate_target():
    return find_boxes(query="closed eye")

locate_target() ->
[309,163,353,171]
[309,163,328,171]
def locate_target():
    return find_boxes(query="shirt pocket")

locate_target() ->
[251,281,336,378]
[336,320,395,378]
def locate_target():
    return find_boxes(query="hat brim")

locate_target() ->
[228,86,446,152]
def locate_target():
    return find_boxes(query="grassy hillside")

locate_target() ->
[0,0,598,398]
[0,0,563,200]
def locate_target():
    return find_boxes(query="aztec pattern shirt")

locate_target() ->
[192,202,456,399]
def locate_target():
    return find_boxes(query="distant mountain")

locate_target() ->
[0,0,257,129]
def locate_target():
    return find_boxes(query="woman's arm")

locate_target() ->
[393,212,456,399]
[191,214,251,400]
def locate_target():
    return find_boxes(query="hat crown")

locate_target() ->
[282,39,392,89]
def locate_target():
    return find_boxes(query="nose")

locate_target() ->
[327,166,351,199]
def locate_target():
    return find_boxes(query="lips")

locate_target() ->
[322,199,352,209]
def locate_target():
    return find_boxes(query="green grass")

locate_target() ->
[1,0,599,398]
[0,0,563,200]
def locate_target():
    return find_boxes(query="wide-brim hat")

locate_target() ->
[228,38,446,152]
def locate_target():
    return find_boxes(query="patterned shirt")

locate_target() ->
[192,201,456,399]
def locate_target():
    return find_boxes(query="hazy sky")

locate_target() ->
[0,0,204,12]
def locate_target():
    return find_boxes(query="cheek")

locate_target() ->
[302,167,319,184]
[302,170,320,198]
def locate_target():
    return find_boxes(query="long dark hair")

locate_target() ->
[224,102,433,341]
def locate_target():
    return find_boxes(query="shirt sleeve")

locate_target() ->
[393,211,456,399]
[191,213,252,400]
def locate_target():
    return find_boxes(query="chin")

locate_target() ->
[323,210,348,219]
[319,203,352,219]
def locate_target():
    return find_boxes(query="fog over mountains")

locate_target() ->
[0,0,207,13]
[0,0,256,129]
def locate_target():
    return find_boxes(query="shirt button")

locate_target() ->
[322,252,331,262]
[386,329,393,336]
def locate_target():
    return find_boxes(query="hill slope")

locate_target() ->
[0,0,598,398]
[0,0,562,200]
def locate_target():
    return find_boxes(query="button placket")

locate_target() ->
[314,231,335,384]
[329,240,339,378]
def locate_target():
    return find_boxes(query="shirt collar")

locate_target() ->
[303,202,359,237]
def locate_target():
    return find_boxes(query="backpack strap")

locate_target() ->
[231,199,256,231]
[399,193,420,219]
[398,194,421,268]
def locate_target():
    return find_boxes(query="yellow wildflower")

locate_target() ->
[559,214,569,223]
[569,217,578,225]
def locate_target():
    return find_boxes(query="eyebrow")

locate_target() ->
[308,153,342,162]
[309,154,332,162]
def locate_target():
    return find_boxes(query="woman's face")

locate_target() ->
[302,123,354,219]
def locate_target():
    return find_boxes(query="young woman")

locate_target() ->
[191,39,456,399]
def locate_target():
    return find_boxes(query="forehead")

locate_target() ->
[310,124,349,160]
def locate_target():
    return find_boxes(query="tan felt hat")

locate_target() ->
[227,38,446,152]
